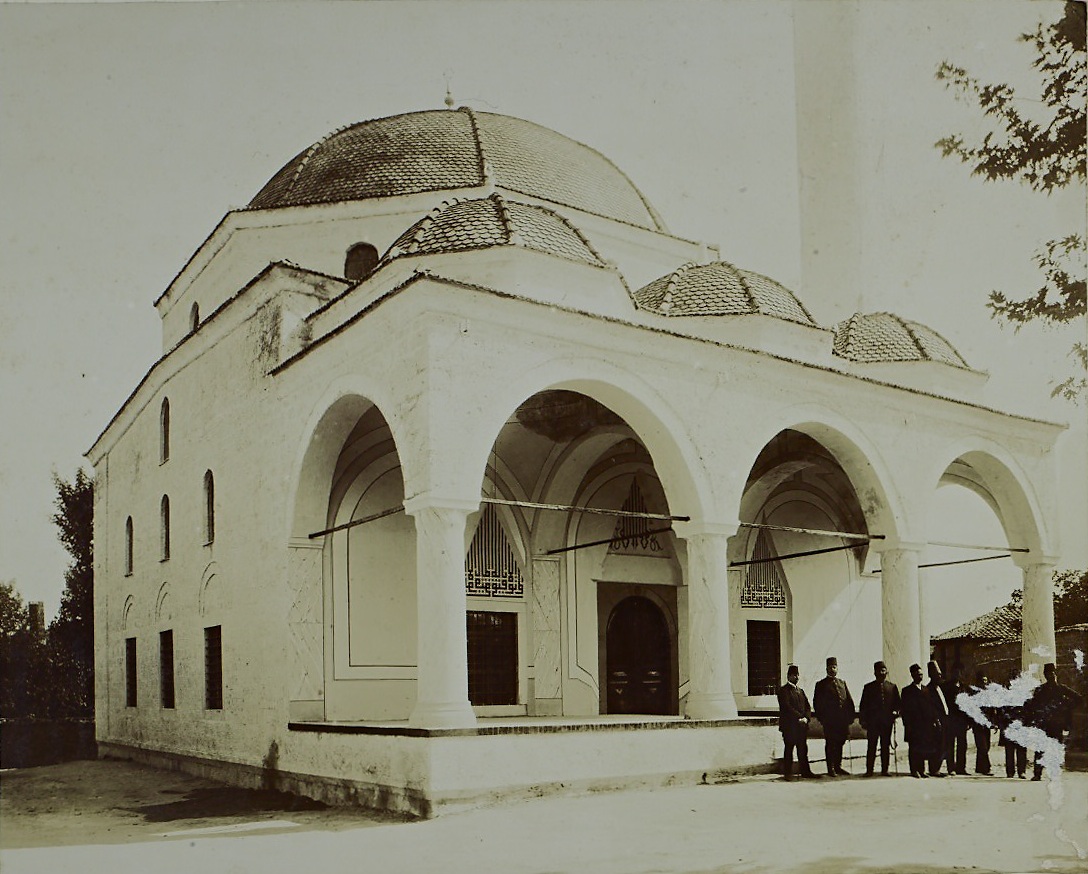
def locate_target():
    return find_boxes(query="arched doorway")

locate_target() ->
[605,596,672,715]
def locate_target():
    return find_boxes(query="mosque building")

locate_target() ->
[86,102,1063,816]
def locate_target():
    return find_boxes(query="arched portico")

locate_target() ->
[923,438,1057,675]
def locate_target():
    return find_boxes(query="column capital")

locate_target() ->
[1010,552,1059,570]
[673,519,740,541]
[402,493,480,517]
[870,538,926,555]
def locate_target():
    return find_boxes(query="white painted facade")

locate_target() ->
[87,106,1063,816]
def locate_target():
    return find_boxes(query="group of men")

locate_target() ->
[776,657,1080,781]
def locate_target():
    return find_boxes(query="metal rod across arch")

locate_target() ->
[308,505,404,539]
[479,496,689,523]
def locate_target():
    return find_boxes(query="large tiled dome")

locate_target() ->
[248,108,666,232]
[833,312,970,368]
[632,261,817,325]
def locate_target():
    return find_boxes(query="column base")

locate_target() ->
[685,692,739,720]
[409,700,477,729]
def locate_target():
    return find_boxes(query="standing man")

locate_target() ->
[925,661,950,776]
[971,671,994,775]
[900,663,939,778]
[1024,663,1082,781]
[858,660,900,776]
[943,664,971,775]
[813,656,856,777]
[777,664,818,781]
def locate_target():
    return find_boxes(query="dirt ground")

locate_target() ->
[2,757,1087,873]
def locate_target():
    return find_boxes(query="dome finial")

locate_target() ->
[444,82,455,109]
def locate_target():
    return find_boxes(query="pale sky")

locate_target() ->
[1,0,1084,633]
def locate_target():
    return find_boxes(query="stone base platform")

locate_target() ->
[100,715,780,819]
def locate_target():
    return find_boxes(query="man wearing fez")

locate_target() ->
[943,664,971,775]
[971,671,994,775]
[925,661,950,776]
[859,660,900,776]
[813,656,856,777]
[901,663,940,778]
[777,664,818,780]
[1025,662,1082,781]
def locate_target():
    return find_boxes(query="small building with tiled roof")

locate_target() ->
[87,103,1066,816]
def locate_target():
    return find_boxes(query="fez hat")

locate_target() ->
[826,656,837,666]
[909,663,921,673]
[874,660,886,671]
[787,664,799,674]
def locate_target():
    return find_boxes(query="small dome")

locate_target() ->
[249,108,666,232]
[833,312,969,368]
[381,193,607,267]
[632,261,817,325]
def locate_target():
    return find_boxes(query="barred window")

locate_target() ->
[160,630,175,709]
[747,620,781,696]
[465,506,523,598]
[466,611,518,706]
[205,625,222,710]
[125,637,137,707]
[741,527,787,608]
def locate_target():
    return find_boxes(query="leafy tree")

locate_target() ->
[936,1,1087,401]
[48,469,95,717]
[1008,567,1088,629]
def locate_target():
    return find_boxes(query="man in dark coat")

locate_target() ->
[971,671,994,775]
[777,664,818,780]
[858,660,900,776]
[942,664,971,775]
[1025,663,1082,781]
[813,656,856,776]
[900,663,940,778]
[925,661,950,776]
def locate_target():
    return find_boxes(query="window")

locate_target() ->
[160,495,170,561]
[204,625,223,710]
[466,611,518,706]
[160,630,175,709]
[159,398,170,464]
[344,242,378,282]
[203,470,215,544]
[746,620,781,696]
[124,516,134,575]
[125,637,137,707]
[465,505,523,598]
[189,302,200,333]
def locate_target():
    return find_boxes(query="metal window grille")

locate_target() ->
[741,527,787,608]
[159,630,175,709]
[204,625,223,710]
[608,479,665,554]
[465,505,524,598]
[125,637,137,707]
[747,620,781,696]
[466,611,518,705]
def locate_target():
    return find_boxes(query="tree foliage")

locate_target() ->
[1009,567,1088,630]
[936,1,1087,402]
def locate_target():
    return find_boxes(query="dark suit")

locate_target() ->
[777,681,814,778]
[1025,680,1081,779]
[900,681,940,777]
[813,676,855,774]
[859,679,900,775]
[926,680,951,774]
[942,679,970,774]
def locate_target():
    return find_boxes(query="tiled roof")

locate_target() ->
[249,109,666,232]
[833,312,970,368]
[932,602,1021,642]
[382,194,606,267]
[631,261,817,325]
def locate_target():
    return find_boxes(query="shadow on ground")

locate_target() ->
[126,787,327,822]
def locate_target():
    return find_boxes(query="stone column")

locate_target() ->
[1019,558,1057,675]
[877,542,924,685]
[676,521,739,719]
[530,556,562,716]
[403,496,478,728]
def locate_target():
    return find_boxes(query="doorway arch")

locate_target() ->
[605,595,673,715]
